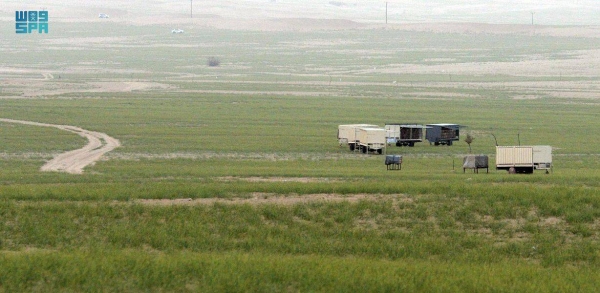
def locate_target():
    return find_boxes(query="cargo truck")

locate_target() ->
[357,127,386,154]
[496,146,552,173]
[385,123,428,147]
[426,123,462,146]
[338,124,378,151]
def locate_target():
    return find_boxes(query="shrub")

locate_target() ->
[207,57,220,67]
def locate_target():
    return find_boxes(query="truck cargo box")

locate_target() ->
[357,127,386,154]
[338,124,378,150]
[496,146,552,173]
[496,146,533,168]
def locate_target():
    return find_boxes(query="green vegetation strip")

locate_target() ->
[1,250,598,292]
[1,199,598,266]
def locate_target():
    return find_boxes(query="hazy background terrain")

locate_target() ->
[2,0,600,27]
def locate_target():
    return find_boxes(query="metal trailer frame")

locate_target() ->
[426,123,463,146]
[385,123,429,147]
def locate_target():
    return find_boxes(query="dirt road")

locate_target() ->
[0,118,120,174]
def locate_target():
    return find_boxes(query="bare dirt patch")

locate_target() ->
[177,89,330,97]
[215,176,344,183]
[134,193,408,206]
[387,23,600,38]
[377,50,600,77]
[513,95,540,100]
[409,91,479,98]
[0,71,174,97]
[86,82,173,93]
[542,217,563,226]
[105,151,372,162]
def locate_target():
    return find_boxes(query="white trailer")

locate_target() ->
[338,124,378,151]
[385,123,428,147]
[496,146,552,173]
[357,127,386,154]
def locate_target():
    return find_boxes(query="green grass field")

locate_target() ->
[1,20,600,291]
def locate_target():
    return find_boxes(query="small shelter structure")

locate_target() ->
[463,155,489,173]
[385,155,402,170]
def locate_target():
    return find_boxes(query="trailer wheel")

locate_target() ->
[362,146,367,154]
[349,144,355,151]
[377,149,382,155]
[434,142,440,146]
[447,141,453,146]
[409,142,415,147]
[396,142,402,147]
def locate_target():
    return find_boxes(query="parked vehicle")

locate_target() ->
[426,124,462,146]
[385,123,427,147]
[496,146,552,173]
[338,124,378,151]
[356,127,386,154]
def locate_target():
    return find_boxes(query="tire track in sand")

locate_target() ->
[0,118,120,174]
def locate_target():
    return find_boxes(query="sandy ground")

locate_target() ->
[0,118,120,174]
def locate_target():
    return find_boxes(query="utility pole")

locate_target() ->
[385,2,388,24]
[191,0,193,18]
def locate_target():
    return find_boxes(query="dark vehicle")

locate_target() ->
[426,124,462,146]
